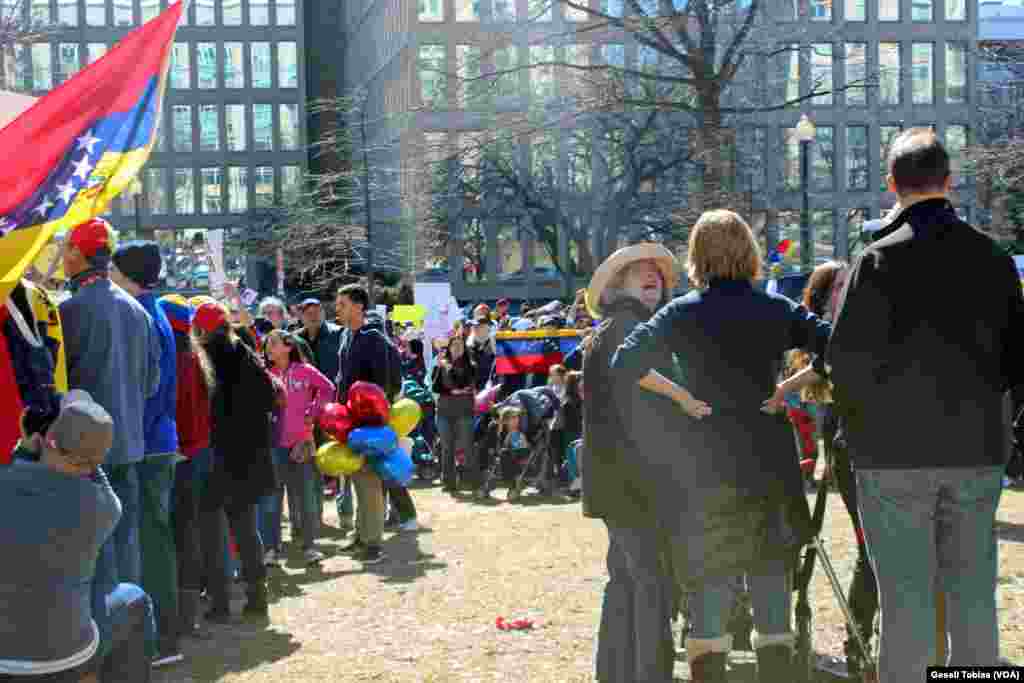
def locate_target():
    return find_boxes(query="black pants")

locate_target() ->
[200,496,265,610]
[819,407,878,645]
[386,484,417,523]
[172,459,204,592]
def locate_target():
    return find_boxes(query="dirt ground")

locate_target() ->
[153,483,1024,683]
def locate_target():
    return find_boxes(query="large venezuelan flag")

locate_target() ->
[494,329,583,375]
[0,0,183,301]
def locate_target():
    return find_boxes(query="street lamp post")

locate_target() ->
[128,177,143,238]
[795,114,816,273]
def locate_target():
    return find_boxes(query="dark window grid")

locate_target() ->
[199,166,226,214]
[842,43,869,107]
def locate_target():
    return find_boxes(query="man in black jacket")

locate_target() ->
[828,128,1024,681]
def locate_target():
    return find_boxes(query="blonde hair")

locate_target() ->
[687,210,763,288]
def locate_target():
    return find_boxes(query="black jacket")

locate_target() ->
[828,198,1024,470]
[466,339,495,391]
[298,321,344,382]
[335,322,390,402]
[431,356,477,417]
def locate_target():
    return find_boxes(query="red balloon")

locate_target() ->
[347,382,391,427]
[319,402,356,443]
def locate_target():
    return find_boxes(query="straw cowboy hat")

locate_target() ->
[586,243,679,319]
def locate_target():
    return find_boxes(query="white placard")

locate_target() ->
[415,282,453,375]
[206,229,226,297]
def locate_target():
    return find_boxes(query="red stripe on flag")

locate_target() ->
[494,353,564,375]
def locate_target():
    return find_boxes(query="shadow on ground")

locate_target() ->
[153,623,300,682]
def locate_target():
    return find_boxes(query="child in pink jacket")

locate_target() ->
[260,330,335,566]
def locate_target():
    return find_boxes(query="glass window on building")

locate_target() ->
[567,128,592,193]
[250,0,269,24]
[278,42,297,88]
[783,44,800,104]
[601,0,624,16]
[846,125,869,190]
[845,209,869,260]
[196,43,216,89]
[225,104,246,150]
[281,165,301,204]
[814,126,835,191]
[879,124,902,190]
[945,0,965,20]
[170,43,190,89]
[419,0,443,21]
[494,0,515,21]
[455,0,480,21]
[783,128,800,191]
[945,43,967,104]
[845,43,866,105]
[57,44,79,84]
[253,103,273,150]
[531,130,557,179]
[224,43,245,88]
[146,168,168,215]
[154,111,167,151]
[492,45,519,98]
[879,0,898,19]
[85,0,104,25]
[113,0,132,26]
[564,43,590,97]
[845,0,865,19]
[174,169,195,214]
[251,42,271,88]
[811,44,833,106]
[30,0,49,25]
[172,104,192,152]
[199,104,219,151]
[201,167,223,213]
[878,43,900,105]
[31,43,51,90]
[418,44,447,107]
[3,45,29,90]
[223,0,241,24]
[528,0,552,20]
[565,0,588,20]
[530,45,555,101]
[946,124,967,185]
[275,0,295,25]
[812,210,835,266]
[253,166,274,207]
[912,0,932,20]
[227,167,248,213]
[809,0,830,20]
[461,218,487,283]
[86,43,106,64]
[911,43,933,105]
[140,0,159,22]
[495,223,522,280]
[57,0,77,26]
[279,104,299,150]
[457,45,482,108]
[195,0,214,25]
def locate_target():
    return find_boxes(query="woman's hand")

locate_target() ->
[677,394,712,419]
[761,386,788,414]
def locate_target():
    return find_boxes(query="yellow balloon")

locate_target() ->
[388,399,422,438]
[315,440,365,477]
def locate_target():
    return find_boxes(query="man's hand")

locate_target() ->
[677,394,712,419]
[762,386,788,414]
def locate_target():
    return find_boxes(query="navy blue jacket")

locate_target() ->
[136,292,178,456]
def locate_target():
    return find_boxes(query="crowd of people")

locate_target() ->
[0,127,1019,683]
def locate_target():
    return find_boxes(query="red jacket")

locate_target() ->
[176,348,211,459]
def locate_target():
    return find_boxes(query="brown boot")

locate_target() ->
[689,652,727,683]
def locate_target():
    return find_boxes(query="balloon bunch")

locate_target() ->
[314,381,422,487]
[769,239,799,278]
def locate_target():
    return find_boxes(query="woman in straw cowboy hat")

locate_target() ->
[610,210,831,683]
[581,242,710,683]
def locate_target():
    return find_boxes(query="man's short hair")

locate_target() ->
[887,128,950,194]
[337,284,369,311]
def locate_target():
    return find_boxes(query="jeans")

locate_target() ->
[257,448,288,553]
[595,522,675,683]
[101,583,156,683]
[102,463,141,586]
[336,477,355,521]
[385,484,417,523]
[688,562,792,647]
[137,455,179,647]
[201,496,265,612]
[280,458,319,550]
[436,413,474,489]
[173,456,205,593]
[856,467,1003,681]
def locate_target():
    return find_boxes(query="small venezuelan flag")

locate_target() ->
[494,330,583,375]
[0,1,183,300]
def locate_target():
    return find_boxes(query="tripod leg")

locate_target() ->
[812,535,875,678]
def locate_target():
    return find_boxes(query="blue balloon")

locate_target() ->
[347,426,399,459]
[372,447,415,486]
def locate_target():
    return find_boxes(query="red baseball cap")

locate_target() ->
[193,302,229,334]
[68,218,116,263]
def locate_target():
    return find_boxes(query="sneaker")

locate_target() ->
[152,651,184,668]
[339,538,365,555]
[354,545,385,564]
[398,519,419,532]
[263,549,280,567]
[304,548,325,565]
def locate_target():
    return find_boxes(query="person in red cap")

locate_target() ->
[190,302,277,623]
[59,217,163,652]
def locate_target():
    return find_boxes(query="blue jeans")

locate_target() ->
[595,522,675,683]
[336,477,354,521]
[857,467,1003,681]
[436,414,474,489]
[257,447,288,552]
[688,562,792,649]
[102,463,141,586]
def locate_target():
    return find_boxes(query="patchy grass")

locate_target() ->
[153,484,1024,682]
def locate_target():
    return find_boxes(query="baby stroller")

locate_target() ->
[476,386,561,502]
[401,379,440,482]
